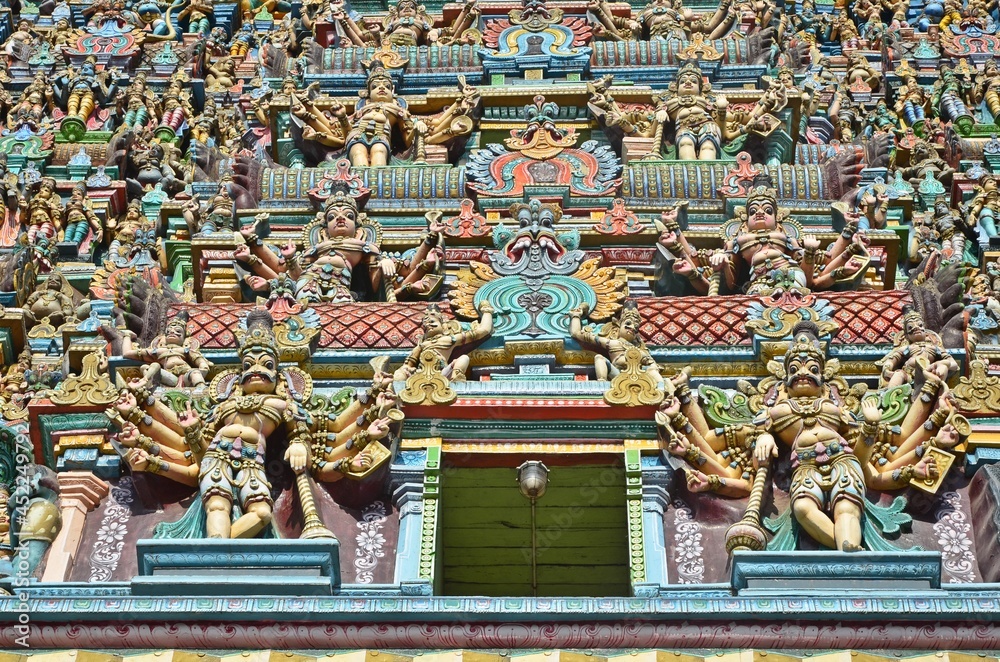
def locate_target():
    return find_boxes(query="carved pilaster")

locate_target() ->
[41,471,109,582]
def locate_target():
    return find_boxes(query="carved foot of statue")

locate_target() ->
[841,541,863,552]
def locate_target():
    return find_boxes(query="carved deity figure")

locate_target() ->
[570,301,661,383]
[973,59,1000,122]
[62,182,103,246]
[635,0,737,40]
[7,74,55,132]
[116,72,160,135]
[238,191,392,303]
[52,56,118,127]
[654,61,740,161]
[898,140,954,191]
[183,175,236,236]
[24,269,89,328]
[966,175,1000,241]
[657,321,963,551]
[107,311,402,538]
[19,178,64,246]
[878,307,959,389]
[340,66,419,167]
[116,310,213,393]
[394,301,494,383]
[661,187,870,295]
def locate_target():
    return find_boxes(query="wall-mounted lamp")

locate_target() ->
[517,461,549,500]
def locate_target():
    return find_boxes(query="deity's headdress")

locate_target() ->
[238,308,278,359]
[784,321,825,370]
[901,305,923,326]
[745,185,778,211]
[619,300,641,327]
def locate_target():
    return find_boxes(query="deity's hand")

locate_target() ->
[933,423,961,450]
[661,429,690,457]
[861,396,882,423]
[803,235,821,251]
[125,448,151,472]
[233,244,252,262]
[95,229,104,243]
[380,257,397,279]
[428,217,446,235]
[114,390,138,417]
[393,365,415,381]
[117,422,141,448]
[367,417,391,440]
[349,453,373,473]
[569,302,590,318]
[178,400,200,430]
[477,300,494,316]
[245,275,269,290]
[654,109,668,124]
[912,455,939,481]
[284,442,309,473]
[330,102,347,119]
[657,396,681,421]
[658,229,679,249]
[753,434,778,467]
[375,389,397,416]
[280,240,297,259]
[302,126,318,140]
[414,119,428,135]
[709,250,729,271]
[685,469,712,493]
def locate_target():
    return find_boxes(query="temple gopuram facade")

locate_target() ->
[4,0,1000,656]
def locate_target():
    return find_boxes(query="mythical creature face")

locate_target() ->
[746,197,777,231]
[619,314,640,340]
[324,201,358,238]
[240,348,278,394]
[785,353,823,397]
[30,208,50,226]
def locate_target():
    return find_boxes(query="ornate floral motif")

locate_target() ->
[88,478,134,582]
[354,501,388,584]
[933,491,977,583]
[671,499,704,584]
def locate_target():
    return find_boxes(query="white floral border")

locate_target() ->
[672,498,704,584]
[933,490,976,583]
[88,478,135,582]
[354,500,388,584]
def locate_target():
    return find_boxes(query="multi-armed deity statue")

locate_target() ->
[3,0,1000,646]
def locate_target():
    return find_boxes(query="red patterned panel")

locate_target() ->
[636,296,754,346]
[831,290,911,345]
[172,302,450,350]
[171,304,249,350]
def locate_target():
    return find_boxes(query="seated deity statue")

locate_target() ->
[393,301,494,383]
[570,301,662,383]
[659,186,871,295]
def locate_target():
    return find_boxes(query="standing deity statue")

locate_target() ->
[339,66,419,167]
[52,57,119,134]
[61,182,104,246]
[654,61,740,161]
[19,178,64,247]
[657,321,964,551]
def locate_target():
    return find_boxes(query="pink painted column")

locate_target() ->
[41,472,110,583]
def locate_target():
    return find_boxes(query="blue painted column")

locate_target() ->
[636,455,673,596]
[389,448,432,595]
